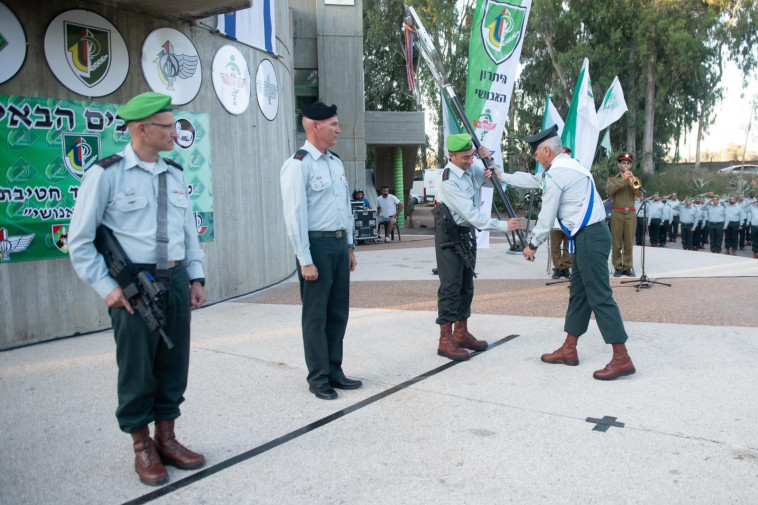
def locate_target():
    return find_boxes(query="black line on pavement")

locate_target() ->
[122,334,519,505]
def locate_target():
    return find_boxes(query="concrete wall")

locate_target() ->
[290,0,366,191]
[0,0,297,348]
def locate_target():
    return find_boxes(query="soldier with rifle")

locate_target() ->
[434,133,523,361]
[69,92,207,486]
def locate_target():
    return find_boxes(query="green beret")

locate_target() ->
[446,133,473,152]
[116,92,172,121]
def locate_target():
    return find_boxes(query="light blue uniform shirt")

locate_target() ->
[280,140,354,266]
[525,154,605,249]
[678,205,697,225]
[704,202,727,223]
[661,203,672,222]
[724,203,745,223]
[436,161,512,233]
[68,143,204,299]
[666,199,680,216]
[645,200,664,222]
[746,204,758,226]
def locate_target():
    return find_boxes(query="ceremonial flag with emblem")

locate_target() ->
[536,94,564,173]
[599,129,612,158]
[217,1,275,54]
[596,76,628,131]
[561,57,599,170]
[464,0,532,170]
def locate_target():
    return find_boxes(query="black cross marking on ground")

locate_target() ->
[586,415,625,432]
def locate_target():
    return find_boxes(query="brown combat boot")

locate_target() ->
[154,419,206,470]
[593,343,636,380]
[453,319,488,351]
[541,334,579,366]
[731,248,737,255]
[131,426,169,486]
[437,322,470,361]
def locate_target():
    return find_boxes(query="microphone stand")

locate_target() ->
[621,188,671,291]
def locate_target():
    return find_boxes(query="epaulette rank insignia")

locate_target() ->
[294,149,309,161]
[163,158,184,171]
[442,168,450,181]
[329,151,340,159]
[97,154,123,168]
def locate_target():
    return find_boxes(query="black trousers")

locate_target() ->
[110,266,191,433]
[680,223,694,249]
[709,222,725,252]
[635,216,645,245]
[660,220,669,246]
[648,218,661,245]
[738,223,747,249]
[435,223,475,325]
[297,235,350,386]
[725,221,740,250]
[669,216,679,240]
[752,227,758,253]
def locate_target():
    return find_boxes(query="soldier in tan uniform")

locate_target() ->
[606,152,642,277]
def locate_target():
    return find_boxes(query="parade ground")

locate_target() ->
[2,206,758,504]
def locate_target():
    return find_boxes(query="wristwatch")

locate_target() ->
[190,278,205,287]
[528,242,537,250]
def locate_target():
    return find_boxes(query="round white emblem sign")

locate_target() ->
[44,10,129,97]
[0,3,27,84]
[212,45,251,115]
[256,59,279,121]
[141,28,201,106]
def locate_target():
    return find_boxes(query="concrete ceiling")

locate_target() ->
[93,0,251,21]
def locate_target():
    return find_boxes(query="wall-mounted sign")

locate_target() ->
[141,28,201,106]
[0,2,27,84]
[43,10,129,97]
[212,45,251,115]
[255,59,278,121]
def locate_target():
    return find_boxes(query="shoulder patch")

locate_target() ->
[163,158,184,171]
[96,154,123,168]
[442,168,450,181]
[293,149,309,161]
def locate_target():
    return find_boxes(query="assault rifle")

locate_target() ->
[94,225,174,349]
[432,202,478,278]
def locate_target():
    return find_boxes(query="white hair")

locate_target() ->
[540,136,563,154]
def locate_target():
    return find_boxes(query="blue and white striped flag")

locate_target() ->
[218,1,275,54]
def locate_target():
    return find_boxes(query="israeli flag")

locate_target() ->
[218,0,275,54]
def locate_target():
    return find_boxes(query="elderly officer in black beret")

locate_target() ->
[519,126,636,380]
[280,101,361,400]
[69,92,207,485]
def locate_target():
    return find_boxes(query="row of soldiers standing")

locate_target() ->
[637,191,758,256]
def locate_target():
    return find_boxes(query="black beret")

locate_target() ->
[300,101,338,120]
[525,124,559,154]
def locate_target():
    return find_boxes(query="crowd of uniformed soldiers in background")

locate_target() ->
[633,190,758,257]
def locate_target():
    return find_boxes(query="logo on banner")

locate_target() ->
[480,0,527,65]
[52,225,69,253]
[0,228,34,261]
[62,133,101,179]
[174,119,196,149]
[194,212,208,236]
[64,22,111,88]
[154,40,199,91]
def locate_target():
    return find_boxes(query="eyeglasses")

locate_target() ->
[142,122,175,130]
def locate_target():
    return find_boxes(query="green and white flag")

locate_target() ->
[596,76,628,130]
[441,89,464,144]
[599,129,612,157]
[561,57,599,170]
[536,94,564,173]
[465,0,532,169]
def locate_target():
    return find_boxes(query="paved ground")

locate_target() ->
[1,205,757,505]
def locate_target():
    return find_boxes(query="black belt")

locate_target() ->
[308,230,346,238]
[133,261,181,270]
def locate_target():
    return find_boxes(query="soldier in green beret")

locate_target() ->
[69,92,207,486]
[434,133,523,361]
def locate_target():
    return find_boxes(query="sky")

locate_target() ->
[676,62,758,162]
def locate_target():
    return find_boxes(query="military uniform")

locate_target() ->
[724,201,745,254]
[746,202,758,257]
[69,92,206,486]
[704,200,727,253]
[678,202,698,250]
[521,125,634,381]
[606,157,640,275]
[660,201,672,247]
[281,137,355,393]
[645,198,664,246]
[667,197,681,241]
